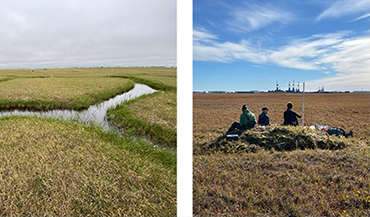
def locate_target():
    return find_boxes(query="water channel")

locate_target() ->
[0,84,156,130]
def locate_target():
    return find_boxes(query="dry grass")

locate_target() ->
[108,91,177,148]
[193,93,370,216]
[0,116,176,216]
[0,67,176,110]
[193,93,369,143]
[0,67,177,88]
[194,147,369,216]
[0,77,130,101]
[128,91,177,130]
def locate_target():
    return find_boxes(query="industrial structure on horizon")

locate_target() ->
[193,80,370,94]
[271,81,301,93]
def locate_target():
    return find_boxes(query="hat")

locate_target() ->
[262,106,269,111]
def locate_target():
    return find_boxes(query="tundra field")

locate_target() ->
[0,67,177,216]
[193,92,370,216]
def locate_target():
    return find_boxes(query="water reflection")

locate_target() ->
[0,84,156,130]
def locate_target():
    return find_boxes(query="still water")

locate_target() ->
[0,84,156,130]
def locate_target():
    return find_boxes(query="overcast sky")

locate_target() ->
[0,0,176,69]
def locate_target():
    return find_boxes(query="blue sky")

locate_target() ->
[193,0,370,91]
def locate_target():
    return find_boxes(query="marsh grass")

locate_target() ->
[110,75,176,91]
[0,82,135,111]
[108,91,177,149]
[0,116,176,216]
[0,67,176,111]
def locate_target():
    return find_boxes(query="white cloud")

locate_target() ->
[308,37,370,91]
[348,13,370,22]
[306,71,370,91]
[316,0,369,21]
[226,2,294,32]
[267,36,345,70]
[194,28,370,91]
[193,28,218,44]
[193,29,267,63]
[0,0,176,68]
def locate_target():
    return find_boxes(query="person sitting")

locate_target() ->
[258,106,270,126]
[227,104,256,133]
[283,102,301,126]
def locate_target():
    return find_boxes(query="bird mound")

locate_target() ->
[207,126,351,154]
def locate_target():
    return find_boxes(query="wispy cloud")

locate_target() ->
[307,36,370,90]
[348,13,370,22]
[193,28,218,44]
[194,28,370,90]
[316,0,369,21]
[226,2,294,32]
[267,34,347,70]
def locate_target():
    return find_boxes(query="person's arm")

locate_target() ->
[266,115,270,125]
[294,111,301,118]
[240,113,244,125]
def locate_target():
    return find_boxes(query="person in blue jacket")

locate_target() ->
[258,106,270,126]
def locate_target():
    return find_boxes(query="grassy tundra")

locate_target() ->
[0,67,175,110]
[107,67,177,149]
[0,67,177,216]
[193,92,369,216]
[0,116,176,216]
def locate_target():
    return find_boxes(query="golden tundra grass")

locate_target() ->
[107,68,177,148]
[0,67,176,110]
[0,116,176,216]
[0,77,130,101]
[108,91,177,148]
[0,67,176,87]
[193,93,370,216]
[127,91,177,130]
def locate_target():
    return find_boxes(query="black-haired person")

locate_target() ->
[258,106,270,126]
[283,102,301,126]
[227,104,256,133]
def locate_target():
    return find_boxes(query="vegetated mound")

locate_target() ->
[205,126,354,154]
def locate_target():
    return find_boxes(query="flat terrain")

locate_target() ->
[193,93,370,216]
[0,67,176,110]
[194,93,369,144]
[108,91,177,148]
[0,116,176,216]
[0,67,177,216]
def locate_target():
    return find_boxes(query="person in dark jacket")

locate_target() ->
[283,102,301,126]
[227,104,256,133]
[258,106,270,126]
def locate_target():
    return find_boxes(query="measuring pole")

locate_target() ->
[302,82,305,129]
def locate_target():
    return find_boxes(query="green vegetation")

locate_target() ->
[0,67,176,111]
[0,79,134,111]
[115,75,176,91]
[106,67,177,149]
[0,116,176,216]
[0,67,177,215]
[108,91,177,149]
